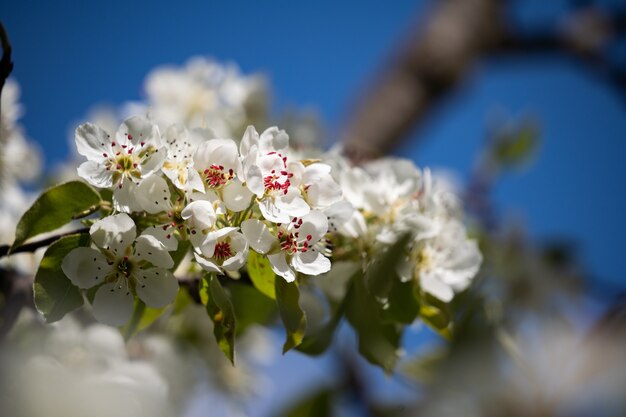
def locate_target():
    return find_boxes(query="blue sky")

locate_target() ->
[2,0,626,413]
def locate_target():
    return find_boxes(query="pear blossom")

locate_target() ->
[240,126,310,223]
[62,214,178,326]
[75,116,167,211]
[193,135,254,212]
[193,227,249,274]
[397,220,482,302]
[160,124,204,192]
[242,210,331,282]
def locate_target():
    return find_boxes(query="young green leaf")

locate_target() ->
[346,272,402,373]
[229,282,277,336]
[275,278,307,353]
[364,233,411,299]
[33,233,90,323]
[12,181,101,250]
[204,273,237,364]
[247,250,276,299]
[121,300,166,340]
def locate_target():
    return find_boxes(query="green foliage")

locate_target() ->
[247,251,276,299]
[121,300,167,339]
[277,389,333,417]
[12,181,101,250]
[382,279,420,324]
[492,122,538,168]
[275,278,307,353]
[203,274,237,364]
[33,233,89,323]
[419,294,452,339]
[229,282,277,335]
[364,233,411,299]
[346,272,401,373]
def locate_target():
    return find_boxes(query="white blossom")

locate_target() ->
[62,214,178,326]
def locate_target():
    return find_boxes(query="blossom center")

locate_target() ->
[203,164,234,188]
[214,241,233,260]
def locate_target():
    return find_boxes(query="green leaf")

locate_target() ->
[297,296,345,356]
[419,295,452,340]
[382,279,420,324]
[12,181,101,250]
[275,278,307,353]
[33,233,90,323]
[345,272,401,373]
[229,282,277,335]
[278,389,333,417]
[247,251,276,299]
[364,233,411,299]
[121,300,166,339]
[170,240,191,271]
[204,274,236,364]
[493,122,538,167]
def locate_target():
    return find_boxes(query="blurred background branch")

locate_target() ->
[341,0,626,162]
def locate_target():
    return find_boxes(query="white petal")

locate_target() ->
[61,247,111,289]
[141,225,178,251]
[259,198,291,223]
[116,115,160,148]
[75,123,112,161]
[222,180,254,212]
[306,175,342,208]
[135,268,179,308]
[92,283,135,326]
[134,235,174,269]
[90,213,136,256]
[181,200,217,231]
[77,161,113,188]
[135,175,171,214]
[186,168,205,192]
[241,219,276,254]
[259,126,289,152]
[244,163,264,196]
[292,250,331,276]
[268,253,296,282]
[240,125,259,157]
[113,182,143,213]
[275,189,310,217]
[194,138,241,173]
[193,252,222,273]
[297,210,328,243]
[420,270,454,302]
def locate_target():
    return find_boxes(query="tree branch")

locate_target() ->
[341,3,626,162]
[0,228,90,259]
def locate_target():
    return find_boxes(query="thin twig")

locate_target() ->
[0,228,90,258]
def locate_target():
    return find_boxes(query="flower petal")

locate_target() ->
[75,123,112,161]
[135,175,171,214]
[77,161,113,188]
[297,210,328,243]
[193,252,222,273]
[268,253,296,282]
[241,219,276,254]
[135,268,179,308]
[61,247,111,289]
[420,270,454,302]
[92,283,135,326]
[292,250,331,276]
[181,200,217,231]
[113,182,143,213]
[134,235,174,269]
[141,225,178,251]
[222,180,254,212]
[90,213,136,256]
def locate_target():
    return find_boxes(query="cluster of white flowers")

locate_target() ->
[130,57,267,137]
[329,156,482,302]
[1,314,177,417]
[0,79,43,274]
[67,116,343,324]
